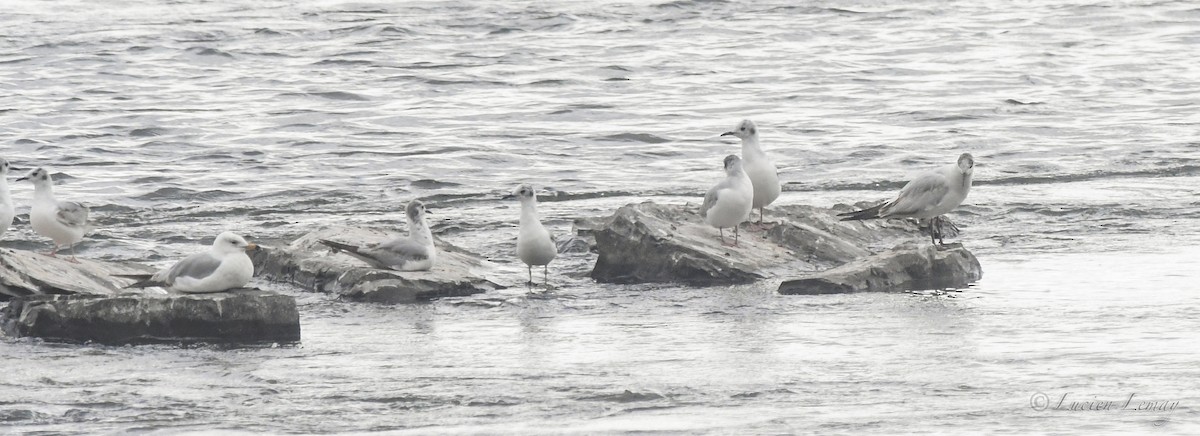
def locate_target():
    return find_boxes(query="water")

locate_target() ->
[2,0,1199,433]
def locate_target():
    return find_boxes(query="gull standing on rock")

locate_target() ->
[121,232,258,293]
[722,119,780,226]
[319,200,436,271]
[0,159,15,240]
[504,184,556,285]
[839,153,975,245]
[18,168,92,262]
[701,154,755,247]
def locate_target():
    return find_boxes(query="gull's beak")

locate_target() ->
[15,174,29,181]
[720,131,736,137]
[501,194,515,200]
[424,209,433,214]
[244,243,259,252]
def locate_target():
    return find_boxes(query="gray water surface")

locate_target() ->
[2,0,1199,433]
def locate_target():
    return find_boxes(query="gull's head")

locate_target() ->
[213,232,256,254]
[508,184,536,202]
[721,119,758,140]
[16,167,52,187]
[723,154,743,173]
[957,153,975,175]
[406,200,428,224]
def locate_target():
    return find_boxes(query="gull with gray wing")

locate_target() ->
[722,119,781,226]
[18,167,92,262]
[505,184,556,285]
[122,232,258,293]
[319,200,436,271]
[701,155,755,247]
[839,153,975,245]
[0,159,14,240]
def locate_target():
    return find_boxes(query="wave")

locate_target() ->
[593,133,672,144]
[792,165,1200,192]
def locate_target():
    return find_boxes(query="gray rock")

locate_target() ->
[2,291,300,345]
[570,215,613,253]
[252,226,502,304]
[777,242,983,295]
[589,201,981,290]
[0,248,155,300]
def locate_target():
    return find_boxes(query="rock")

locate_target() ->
[251,226,502,304]
[570,215,613,253]
[0,248,156,300]
[777,242,983,295]
[1,290,300,345]
[588,201,980,288]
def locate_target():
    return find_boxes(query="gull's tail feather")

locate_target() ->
[839,202,886,221]
[319,239,388,269]
[318,239,360,254]
[113,274,161,289]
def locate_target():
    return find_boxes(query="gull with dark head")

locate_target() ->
[122,232,258,293]
[0,159,14,240]
[701,154,755,247]
[504,184,556,285]
[839,153,975,245]
[721,119,780,226]
[18,167,92,262]
[319,200,436,271]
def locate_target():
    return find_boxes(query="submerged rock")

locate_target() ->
[0,248,156,300]
[777,242,982,295]
[251,226,502,304]
[589,201,981,291]
[2,291,300,345]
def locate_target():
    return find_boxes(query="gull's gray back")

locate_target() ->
[160,252,224,284]
[700,179,733,218]
[885,171,952,218]
[55,201,89,228]
[363,237,431,268]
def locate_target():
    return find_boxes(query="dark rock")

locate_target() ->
[0,248,156,300]
[590,202,913,284]
[1,291,300,345]
[589,201,981,289]
[251,226,502,304]
[570,215,613,253]
[777,242,982,295]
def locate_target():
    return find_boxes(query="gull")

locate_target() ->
[121,232,258,293]
[0,159,14,240]
[722,119,780,226]
[319,200,436,271]
[504,184,556,285]
[18,168,92,262]
[839,153,975,245]
[701,154,755,247]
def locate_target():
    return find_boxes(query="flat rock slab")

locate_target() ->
[252,226,503,304]
[778,242,983,295]
[590,201,933,285]
[0,248,156,300]
[1,290,300,345]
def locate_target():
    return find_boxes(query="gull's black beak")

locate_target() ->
[424,208,433,214]
[720,131,735,137]
[501,194,515,200]
[15,175,28,181]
